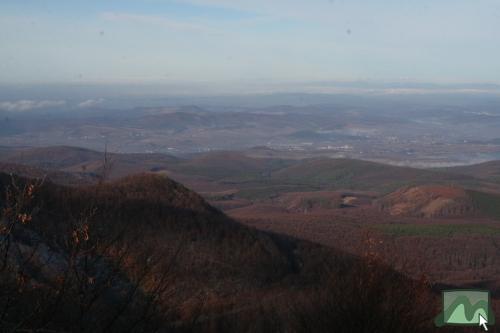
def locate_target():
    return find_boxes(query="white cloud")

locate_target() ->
[177,0,341,22]
[0,100,66,112]
[100,12,210,33]
[77,98,105,109]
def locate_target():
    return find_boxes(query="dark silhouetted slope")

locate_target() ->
[0,171,439,332]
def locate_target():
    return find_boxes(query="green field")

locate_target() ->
[468,190,500,220]
[373,223,500,237]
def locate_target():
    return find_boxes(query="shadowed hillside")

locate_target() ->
[444,161,500,183]
[0,171,440,332]
[0,161,96,185]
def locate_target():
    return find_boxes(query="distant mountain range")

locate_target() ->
[2,97,500,164]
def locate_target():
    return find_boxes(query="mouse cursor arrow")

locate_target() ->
[479,314,488,331]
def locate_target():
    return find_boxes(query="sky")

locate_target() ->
[1,0,500,86]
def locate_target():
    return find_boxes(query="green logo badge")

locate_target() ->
[435,290,495,330]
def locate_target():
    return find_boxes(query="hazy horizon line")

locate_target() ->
[1,79,500,98]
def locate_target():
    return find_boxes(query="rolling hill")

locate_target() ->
[376,185,476,218]
[0,161,95,185]
[3,146,500,202]
[376,185,500,219]
[0,145,103,169]
[167,151,294,181]
[443,160,500,183]
[269,158,472,192]
[0,145,179,180]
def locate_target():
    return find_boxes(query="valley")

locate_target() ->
[1,145,500,295]
[2,99,500,332]
[2,95,500,167]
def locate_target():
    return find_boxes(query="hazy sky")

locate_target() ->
[1,0,499,85]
